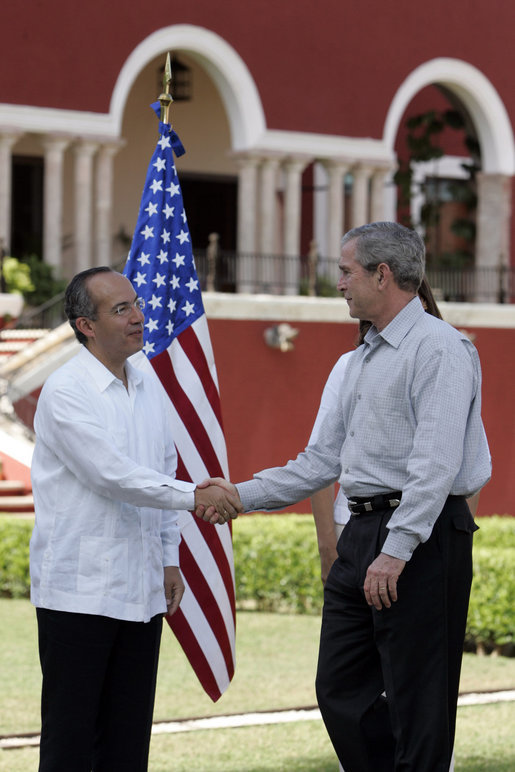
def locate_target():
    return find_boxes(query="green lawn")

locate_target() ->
[0,599,514,771]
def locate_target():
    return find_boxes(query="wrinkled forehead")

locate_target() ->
[87,272,137,310]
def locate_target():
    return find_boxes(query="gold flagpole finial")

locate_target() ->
[158,52,173,124]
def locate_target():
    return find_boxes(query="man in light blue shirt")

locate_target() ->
[198,222,491,771]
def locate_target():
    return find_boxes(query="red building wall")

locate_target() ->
[3,0,514,142]
[208,317,515,518]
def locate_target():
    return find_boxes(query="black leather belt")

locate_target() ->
[348,491,402,516]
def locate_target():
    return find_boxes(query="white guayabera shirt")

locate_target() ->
[30,346,195,622]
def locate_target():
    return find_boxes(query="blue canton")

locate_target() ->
[124,107,204,358]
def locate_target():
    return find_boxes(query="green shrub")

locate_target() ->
[233,514,323,613]
[0,518,32,598]
[0,513,513,655]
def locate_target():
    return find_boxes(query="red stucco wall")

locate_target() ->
[3,0,514,141]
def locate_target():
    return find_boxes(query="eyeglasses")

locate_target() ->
[111,298,146,317]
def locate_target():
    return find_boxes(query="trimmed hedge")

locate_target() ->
[0,517,32,598]
[1,513,513,653]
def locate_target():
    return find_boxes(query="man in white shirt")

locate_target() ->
[197,222,491,771]
[30,267,238,772]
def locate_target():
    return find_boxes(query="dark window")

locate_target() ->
[11,156,44,258]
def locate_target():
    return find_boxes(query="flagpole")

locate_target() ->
[159,53,173,124]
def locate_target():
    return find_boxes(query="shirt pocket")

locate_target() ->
[77,536,129,596]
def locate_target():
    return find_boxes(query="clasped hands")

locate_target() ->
[194,478,243,524]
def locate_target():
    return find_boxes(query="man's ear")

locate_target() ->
[377,262,391,287]
[75,317,95,340]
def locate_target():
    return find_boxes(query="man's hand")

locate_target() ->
[194,478,243,524]
[364,552,406,610]
[164,565,184,616]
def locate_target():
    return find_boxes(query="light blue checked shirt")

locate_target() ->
[237,297,491,561]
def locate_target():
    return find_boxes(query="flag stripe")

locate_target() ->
[166,608,224,702]
[177,540,235,677]
[178,325,224,426]
[176,454,236,616]
[151,352,224,477]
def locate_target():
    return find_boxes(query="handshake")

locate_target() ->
[193,478,244,524]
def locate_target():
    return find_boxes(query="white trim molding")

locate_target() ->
[383,58,515,175]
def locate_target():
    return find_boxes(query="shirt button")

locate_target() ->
[345,468,349,474]
[358,394,362,400]
[350,431,355,437]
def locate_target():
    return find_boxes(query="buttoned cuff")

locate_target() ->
[382,530,420,562]
[236,480,264,512]
[167,485,196,511]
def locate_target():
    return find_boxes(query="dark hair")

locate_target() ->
[64,266,114,344]
[342,221,425,292]
[356,275,442,344]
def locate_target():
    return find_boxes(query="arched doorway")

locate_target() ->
[384,58,515,301]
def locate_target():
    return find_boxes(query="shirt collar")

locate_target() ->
[364,296,425,350]
[77,346,144,392]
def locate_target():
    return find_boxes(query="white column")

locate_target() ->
[351,164,372,228]
[73,140,98,273]
[0,131,22,253]
[475,172,512,301]
[370,167,390,222]
[42,136,70,274]
[235,155,259,292]
[283,157,308,295]
[320,160,349,286]
[95,141,123,268]
[258,157,280,255]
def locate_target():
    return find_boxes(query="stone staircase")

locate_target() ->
[0,476,34,514]
[0,328,49,361]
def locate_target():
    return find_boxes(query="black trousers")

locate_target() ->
[36,608,163,772]
[315,496,477,772]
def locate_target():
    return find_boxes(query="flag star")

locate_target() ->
[176,229,190,244]
[137,252,151,266]
[142,341,155,355]
[133,272,147,287]
[145,318,159,333]
[167,298,177,313]
[173,253,186,268]
[153,157,166,172]
[148,294,163,310]
[186,277,199,292]
[182,301,195,316]
[166,181,180,197]
[181,209,187,223]
[170,276,181,289]
[145,202,158,217]
[163,203,175,219]
[156,249,168,264]
[140,225,154,240]
[161,229,171,244]
[166,320,174,335]
[149,179,163,194]
[157,135,171,149]
[152,273,166,288]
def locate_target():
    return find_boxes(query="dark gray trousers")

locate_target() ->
[316,496,476,772]
[37,608,162,772]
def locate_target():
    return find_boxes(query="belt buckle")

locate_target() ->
[388,498,400,508]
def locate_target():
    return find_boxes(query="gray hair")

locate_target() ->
[64,266,114,344]
[341,222,425,292]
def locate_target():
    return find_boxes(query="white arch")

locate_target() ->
[110,24,266,150]
[383,58,515,175]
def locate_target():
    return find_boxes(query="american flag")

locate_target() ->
[123,104,235,701]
